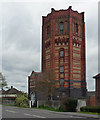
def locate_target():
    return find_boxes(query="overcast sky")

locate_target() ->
[0,0,99,92]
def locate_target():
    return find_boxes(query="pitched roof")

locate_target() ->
[1,86,23,95]
[93,73,100,79]
[0,89,6,94]
[6,88,22,94]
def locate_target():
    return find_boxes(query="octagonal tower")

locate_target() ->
[42,6,87,98]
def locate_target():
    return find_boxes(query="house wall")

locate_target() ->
[96,78,100,106]
[86,96,96,106]
[2,99,15,105]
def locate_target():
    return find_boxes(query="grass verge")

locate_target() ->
[79,111,100,115]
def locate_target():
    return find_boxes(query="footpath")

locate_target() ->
[59,112,100,119]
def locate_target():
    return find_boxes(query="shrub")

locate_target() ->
[58,106,66,112]
[68,98,77,112]
[38,104,45,108]
[80,106,100,113]
[15,93,28,108]
[59,97,77,112]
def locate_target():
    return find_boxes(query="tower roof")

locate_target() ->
[43,6,84,18]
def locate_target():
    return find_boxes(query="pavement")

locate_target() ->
[56,112,100,118]
[1,105,100,120]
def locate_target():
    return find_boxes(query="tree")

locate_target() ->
[15,93,28,107]
[0,73,7,89]
[35,69,56,102]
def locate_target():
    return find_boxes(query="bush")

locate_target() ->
[15,93,28,108]
[80,106,100,113]
[58,106,66,112]
[38,104,45,108]
[59,97,77,112]
[68,98,77,112]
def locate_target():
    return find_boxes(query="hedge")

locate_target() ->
[80,106,100,113]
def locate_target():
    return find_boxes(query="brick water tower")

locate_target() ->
[42,6,87,98]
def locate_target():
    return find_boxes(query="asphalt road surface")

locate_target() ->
[1,105,100,120]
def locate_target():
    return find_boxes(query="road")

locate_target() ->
[1,105,99,120]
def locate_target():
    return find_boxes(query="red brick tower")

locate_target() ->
[42,6,87,98]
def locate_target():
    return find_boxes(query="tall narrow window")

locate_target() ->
[60,79,64,87]
[60,66,64,73]
[45,28,47,39]
[60,22,63,35]
[55,22,58,35]
[47,26,50,36]
[76,23,78,34]
[65,21,68,34]
[60,50,64,58]
[79,25,81,36]
[73,23,74,34]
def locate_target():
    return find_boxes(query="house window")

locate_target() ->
[60,66,64,73]
[60,79,64,87]
[60,50,64,58]
[60,22,63,35]
[76,23,78,34]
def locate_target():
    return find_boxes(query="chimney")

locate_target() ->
[11,86,13,89]
[68,6,72,9]
[51,8,55,12]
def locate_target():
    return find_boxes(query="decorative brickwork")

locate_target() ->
[42,6,87,98]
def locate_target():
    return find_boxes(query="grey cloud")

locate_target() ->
[2,4,40,52]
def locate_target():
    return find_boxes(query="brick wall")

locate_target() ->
[42,6,87,98]
[87,96,96,106]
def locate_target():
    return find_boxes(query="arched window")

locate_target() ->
[60,22,63,35]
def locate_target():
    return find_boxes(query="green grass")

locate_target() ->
[79,111,100,115]
[33,105,100,113]
[38,107,59,111]
[2,104,15,107]
[32,105,60,112]
[2,104,100,114]
[2,104,29,108]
